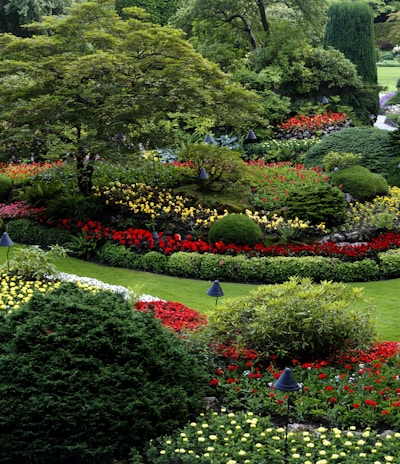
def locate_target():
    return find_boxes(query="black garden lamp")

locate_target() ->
[204,133,214,144]
[198,167,208,205]
[207,280,224,306]
[273,368,301,462]
[244,129,258,144]
[321,96,329,105]
[0,232,14,272]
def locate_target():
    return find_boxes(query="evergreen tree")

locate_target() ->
[324,1,377,84]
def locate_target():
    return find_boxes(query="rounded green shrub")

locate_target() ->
[303,127,396,177]
[330,165,389,202]
[207,277,376,364]
[0,175,12,201]
[208,213,262,246]
[284,182,346,228]
[0,283,208,463]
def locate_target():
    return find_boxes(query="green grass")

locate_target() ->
[377,65,400,92]
[1,245,399,341]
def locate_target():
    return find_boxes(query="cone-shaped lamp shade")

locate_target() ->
[204,134,214,144]
[198,167,209,180]
[273,368,301,392]
[321,96,329,105]
[0,232,14,247]
[207,280,224,297]
[244,129,258,142]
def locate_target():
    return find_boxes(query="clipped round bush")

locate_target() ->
[0,283,208,463]
[330,165,389,202]
[303,127,396,177]
[284,182,346,228]
[207,277,376,364]
[0,174,12,201]
[208,213,262,246]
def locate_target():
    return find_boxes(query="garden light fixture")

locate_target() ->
[273,368,301,462]
[204,133,214,144]
[0,232,14,272]
[206,280,224,306]
[244,129,258,143]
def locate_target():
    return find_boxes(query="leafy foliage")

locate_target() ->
[207,277,376,363]
[0,283,209,463]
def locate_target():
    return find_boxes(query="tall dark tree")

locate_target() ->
[324,1,377,84]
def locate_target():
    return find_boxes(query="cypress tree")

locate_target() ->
[324,1,377,84]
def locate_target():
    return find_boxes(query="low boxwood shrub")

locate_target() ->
[207,277,376,363]
[333,258,380,282]
[264,256,335,284]
[0,283,209,463]
[378,249,400,279]
[140,250,168,273]
[330,165,389,202]
[97,242,143,269]
[6,219,71,247]
[208,213,262,246]
[166,251,203,278]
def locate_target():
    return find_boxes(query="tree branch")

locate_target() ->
[225,13,258,50]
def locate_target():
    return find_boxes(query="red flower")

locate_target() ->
[318,373,327,379]
[209,379,219,387]
[353,403,360,409]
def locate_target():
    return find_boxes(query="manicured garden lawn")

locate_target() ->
[2,245,399,341]
[377,65,400,92]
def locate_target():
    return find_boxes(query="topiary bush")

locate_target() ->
[330,165,389,202]
[0,283,209,463]
[303,127,396,177]
[284,182,346,228]
[207,277,376,364]
[208,213,262,246]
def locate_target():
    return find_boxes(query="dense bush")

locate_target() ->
[0,175,12,201]
[330,165,389,202]
[178,143,246,192]
[97,242,144,269]
[207,277,376,363]
[0,283,209,463]
[303,127,396,177]
[208,213,262,246]
[284,182,346,228]
[6,219,72,247]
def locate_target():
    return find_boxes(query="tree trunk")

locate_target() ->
[226,13,258,50]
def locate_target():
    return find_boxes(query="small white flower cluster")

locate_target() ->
[54,272,162,302]
[393,45,400,54]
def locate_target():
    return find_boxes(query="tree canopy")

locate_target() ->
[0,0,264,193]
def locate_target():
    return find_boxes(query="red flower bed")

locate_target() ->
[134,300,207,333]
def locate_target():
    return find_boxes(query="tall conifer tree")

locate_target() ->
[324,1,377,84]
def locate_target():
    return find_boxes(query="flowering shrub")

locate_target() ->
[92,181,226,231]
[245,160,329,212]
[276,111,350,138]
[345,186,400,231]
[0,201,46,221]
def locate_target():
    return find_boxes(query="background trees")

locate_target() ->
[0,0,264,194]
[0,0,77,36]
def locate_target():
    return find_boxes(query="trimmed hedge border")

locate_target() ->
[6,219,400,283]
